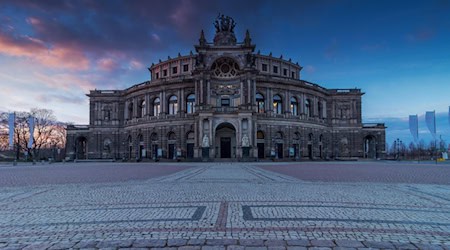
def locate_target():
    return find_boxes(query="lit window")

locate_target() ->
[138,100,146,118]
[273,95,282,114]
[290,97,298,115]
[256,93,265,113]
[153,98,160,116]
[186,94,195,114]
[168,95,178,115]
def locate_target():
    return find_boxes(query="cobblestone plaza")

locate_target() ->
[0,161,449,249]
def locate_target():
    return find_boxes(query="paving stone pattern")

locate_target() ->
[0,162,449,249]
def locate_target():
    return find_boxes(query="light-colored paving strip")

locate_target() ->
[0,162,449,249]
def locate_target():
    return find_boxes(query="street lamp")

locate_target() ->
[395,138,402,160]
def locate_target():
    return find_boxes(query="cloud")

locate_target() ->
[97,58,120,71]
[36,93,86,105]
[0,28,89,70]
[129,59,144,70]
[34,72,96,93]
[151,33,161,43]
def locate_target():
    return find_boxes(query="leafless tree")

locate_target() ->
[0,109,66,160]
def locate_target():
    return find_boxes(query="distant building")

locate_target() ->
[66,16,386,161]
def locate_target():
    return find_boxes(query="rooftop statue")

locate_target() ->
[213,14,237,46]
[214,14,236,33]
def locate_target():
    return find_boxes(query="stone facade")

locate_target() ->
[66,16,386,161]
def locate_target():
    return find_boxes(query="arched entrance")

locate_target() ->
[76,136,88,160]
[364,135,377,159]
[215,123,236,158]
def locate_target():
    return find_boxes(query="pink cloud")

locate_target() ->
[34,72,96,93]
[97,58,119,71]
[129,59,144,70]
[0,17,90,71]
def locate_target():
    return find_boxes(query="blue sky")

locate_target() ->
[0,0,449,147]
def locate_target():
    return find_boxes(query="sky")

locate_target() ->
[0,0,449,147]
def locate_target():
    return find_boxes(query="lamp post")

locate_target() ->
[395,138,402,161]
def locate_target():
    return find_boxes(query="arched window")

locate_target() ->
[318,101,323,119]
[257,131,265,139]
[256,93,265,113]
[186,94,195,114]
[276,131,283,139]
[290,97,298,116]
[168,95,178,115]
[168,132,176,141]
[153,98,160,116]
[151,132,158,142]
[305,99,312,117]
[138,100,145,118]
[308,133,314,142]
[273,95,282,114]
[186,132,195,140]
[127,102,133,120]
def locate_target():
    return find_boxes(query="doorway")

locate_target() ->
[257,143,265,159]
[308,144,313,159]
[215,123,236,159]
[277,143,283,159]
[220,137,231,158]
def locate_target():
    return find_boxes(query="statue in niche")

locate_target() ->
[242,134,249,147]
[202,134,209,147]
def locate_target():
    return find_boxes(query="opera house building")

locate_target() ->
[66,16,386,161]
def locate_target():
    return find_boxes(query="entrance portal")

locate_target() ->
[364,135,377,159]
[220,137,231,158]
[76,137,87,160]
[215,122,236,159]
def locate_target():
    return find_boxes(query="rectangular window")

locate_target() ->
[163,69,167,77]
[291,71,295,78]
[183,64,189,72]
[262,64,268,72]
[273,66,278,74]
[155,72,159,79]
[221,98,230,107]
[172,67,178,74]
[283,68,287,76]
